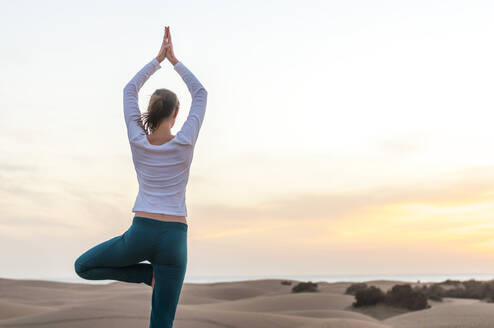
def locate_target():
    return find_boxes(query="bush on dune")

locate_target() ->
[439,279,462,286]
[353,286,386,307]
[351,278,494,309]
[352,284,430,310]
[458,279,486,299]
[291,281,318,293]
[485,281,494,302]
[345,282,368,295]
[416,283,444,301]
[440,279,494,301]
[384,284,430,310]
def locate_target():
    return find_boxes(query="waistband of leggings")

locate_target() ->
[133,216,188,231]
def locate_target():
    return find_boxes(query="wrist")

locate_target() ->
[169,57,179,65]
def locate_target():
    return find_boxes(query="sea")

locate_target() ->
[7,273,494,285]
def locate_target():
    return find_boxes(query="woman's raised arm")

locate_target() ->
[123,58,161,143]
[122,27,172,143]
[173,62,208,147]
[165,26,208,146]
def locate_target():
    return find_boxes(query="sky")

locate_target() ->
[2,0,494,282]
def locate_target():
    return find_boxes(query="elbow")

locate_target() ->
[190,87,207,103]
[190,87,208,108]
[196,88,207,102]
[123,81,136,92]
[195,87,208,98]
[123,83,136,96]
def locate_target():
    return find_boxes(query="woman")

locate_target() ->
[74,25,207,327]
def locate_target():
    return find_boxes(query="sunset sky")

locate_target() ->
[2,0,494,282]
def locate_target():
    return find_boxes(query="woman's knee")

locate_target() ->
[74,255,88,278]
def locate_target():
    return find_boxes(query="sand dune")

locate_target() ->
[193,291,355,312]
[0,277,493,327]
[0,300,56,321]
[274,308,380,320]
[176,307,390,328]
[384,298,494,328]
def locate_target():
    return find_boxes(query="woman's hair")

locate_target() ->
[137,88,180,135]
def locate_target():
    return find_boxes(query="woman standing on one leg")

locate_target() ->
[74,26,208,327]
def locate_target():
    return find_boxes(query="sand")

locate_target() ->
[0,277,493,327]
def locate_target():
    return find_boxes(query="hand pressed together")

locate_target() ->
[156,26,179,65]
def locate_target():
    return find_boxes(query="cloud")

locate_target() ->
[189,164,494,237]
[0,162,38,172]
[373,133,425,157]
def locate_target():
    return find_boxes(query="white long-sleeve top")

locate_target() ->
[123,57,208,217]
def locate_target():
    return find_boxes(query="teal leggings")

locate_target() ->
[74,216,187,327]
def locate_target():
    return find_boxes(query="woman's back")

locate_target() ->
[130,132,194,217]
[123,58,208,219]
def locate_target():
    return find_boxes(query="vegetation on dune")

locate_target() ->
[415,283,444,301]
[416,279,494,302]
[345,282,368,295]
[345,278,494,311]
[350,284,430,310]
[434,279,494,302]
[291,281,319,293]
[353,286,387,307]
[385,284,430,310]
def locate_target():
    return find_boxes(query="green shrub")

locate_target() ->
[485,281,494,302]
[384,284,430,310]
[424,284,444,301]
[292,281,318,293]
[345,282,368,295]
[351,284,430,310]
[351,279,494,310]
[443,279,489,299]
[439,279,462,286]
[353,286,386,307]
